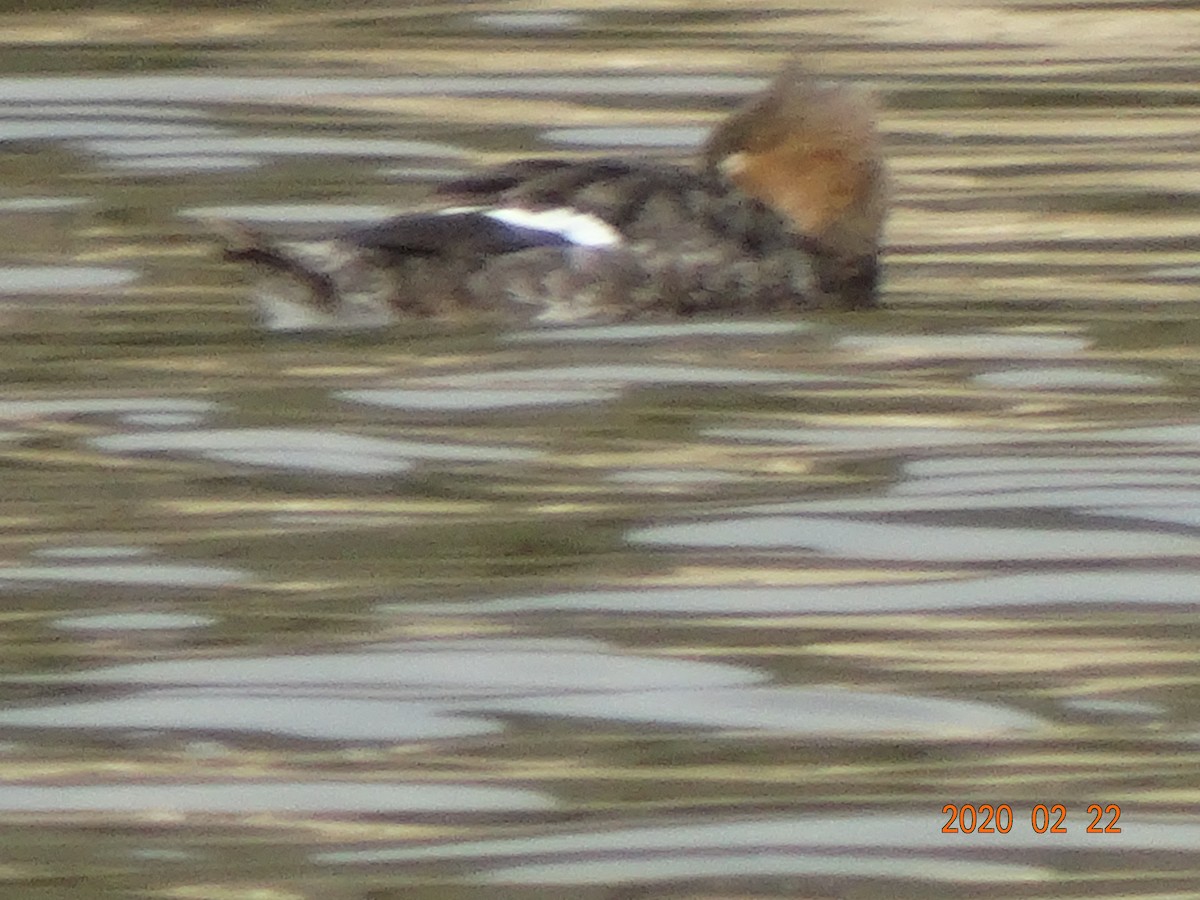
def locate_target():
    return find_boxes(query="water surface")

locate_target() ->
[2,1,1200,897]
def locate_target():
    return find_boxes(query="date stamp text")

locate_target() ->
[941,803,1122,834]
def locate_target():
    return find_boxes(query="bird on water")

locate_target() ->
[215,64,888,331]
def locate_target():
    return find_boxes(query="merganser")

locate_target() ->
[216,65,887,331]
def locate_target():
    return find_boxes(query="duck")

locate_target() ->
[215,64,887,331]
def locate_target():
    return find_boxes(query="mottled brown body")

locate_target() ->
[219,66,887,330]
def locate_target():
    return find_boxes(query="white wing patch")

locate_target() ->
[439,205,621,248]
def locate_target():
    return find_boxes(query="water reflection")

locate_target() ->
[506,320,812,342]
[0,637,1036,739]
[182,204,398,224]
[339,386,617,412]
[0,562,247,588]
[85,135,468,171]
[0,73,765,104]
[54,613,216,631]
[544,125,708,148]
[0,398,218,420]
[708,425,1073,450]
[0,265,137,293]
[631,516,1200,560]
[402,569,1200,615]
[0,120,221,141]
[320,811,1200,881]
[471,11,588,32]
[0,197,89,212]
[835,333,1091,360]
[487,685,1042,735]
[0,781,552,813]
[478,853,1045,887]
[0,690,501,741]
[425,363,832,387]
[89,427,538,474]
[972,366,1164,389]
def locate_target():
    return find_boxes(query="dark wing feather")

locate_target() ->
[440,159,843,281]
[343,210,575,260]
[433,159,579,200]
[345,159,714,261]
[439,157,719,233]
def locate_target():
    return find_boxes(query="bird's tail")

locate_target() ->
[208,219,396,332]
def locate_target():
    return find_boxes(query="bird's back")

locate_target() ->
[221,156,837,330]
[217,66,886,331]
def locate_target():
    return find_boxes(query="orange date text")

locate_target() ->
[941,803,1121,834]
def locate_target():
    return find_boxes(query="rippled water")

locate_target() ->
[2,1,1200,897]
